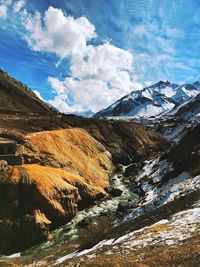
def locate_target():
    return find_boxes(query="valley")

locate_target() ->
[0,70,199,267]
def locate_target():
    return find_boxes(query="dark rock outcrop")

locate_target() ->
[105,187,123,197]
[166,124,200,177]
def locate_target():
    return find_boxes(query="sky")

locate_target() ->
[0,0,200,113]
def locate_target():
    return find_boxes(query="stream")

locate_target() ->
[5,166,139,259]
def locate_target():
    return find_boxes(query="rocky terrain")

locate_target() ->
[175,93,200,120]
[0,70,170,261]
[1,120,199,267]
[0,70,199,266]
[0,127,114,254]
[0,69,55,115]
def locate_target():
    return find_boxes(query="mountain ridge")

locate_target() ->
[94,80,200,119]
[0,69,56,115]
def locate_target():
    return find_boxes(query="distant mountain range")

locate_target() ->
[72,110,94,118]
[94,80,200,120]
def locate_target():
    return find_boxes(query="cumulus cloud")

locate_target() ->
[23,6,142,113]
[71,43,132,82]
[48,96,83,114]
[47,42,143,112]
[48,77,142,114]
[13,0,25,13]
[22,6,96,58]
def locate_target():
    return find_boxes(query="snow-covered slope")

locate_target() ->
[175,93,200,120]
[193,81,200,90]
[94,81,200,119]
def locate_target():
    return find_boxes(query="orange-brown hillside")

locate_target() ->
[24,164,110,204]
[0,161,111,255]
[0,128,114,254]
[21,128,113,188]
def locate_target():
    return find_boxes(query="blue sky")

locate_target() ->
[0,0,200,113]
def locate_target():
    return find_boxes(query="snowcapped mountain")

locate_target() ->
[193,81,200,90]
[175,92,200,120]
[94,81,200,119]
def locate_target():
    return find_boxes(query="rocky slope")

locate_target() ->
[60,116,170,164]
[0,127,114,254]
[22,128,113,187]
[2,123,199,267]
[175,93,200,120]
[166,123,200,176]
[0,113,169,165]
[0,69,55,115]
[0,162,78,254]
[94,81,200,119]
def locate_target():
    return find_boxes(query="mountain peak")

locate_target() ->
[94,80,200,119]
[157,80,170,85]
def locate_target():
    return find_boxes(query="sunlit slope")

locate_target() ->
[0,128,113,254]
[0,163,109,254]
[23,128,113,187]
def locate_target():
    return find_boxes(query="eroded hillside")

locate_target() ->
[2,123,199,267]
[0,128,114,254]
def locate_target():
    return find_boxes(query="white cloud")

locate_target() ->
[0,4,7,18]
[130,22,184,82]
[13,0,25,13]
[71,43,132,81]
[48,77,66,95]
[48,96,83,114]
[47,42,143,112]
[0,0,14,19]
[132,22,183,56]
[145,81,153,87]
[48,70,143,113]
[23,6,142,113]
[33,90,44,101]
[22,6,96,58]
